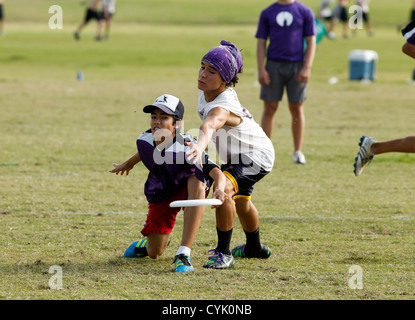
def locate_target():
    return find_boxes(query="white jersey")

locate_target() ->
[102,0,116,14]
[356,0,369,12]
[198,88,275,172]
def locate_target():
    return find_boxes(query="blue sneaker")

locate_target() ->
[124,239,148,258]
[173,254,194,273]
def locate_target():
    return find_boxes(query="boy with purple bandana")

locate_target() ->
[186,41,275,269]
[256,0,316,165]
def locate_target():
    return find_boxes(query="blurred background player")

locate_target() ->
[318,0,335,22]
[0,0,4,36]
[96,0,117,41]
[74,0,102,40]
[256,0,316,165]
[354,20,415,176]
[327,0,350,39]
[353,0,373,36]
[110,94,227,272]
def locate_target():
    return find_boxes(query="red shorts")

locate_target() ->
[141,187,187,237]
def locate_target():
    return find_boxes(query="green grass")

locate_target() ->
[1,0,415,300]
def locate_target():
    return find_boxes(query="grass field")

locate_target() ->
[1,0,415,301]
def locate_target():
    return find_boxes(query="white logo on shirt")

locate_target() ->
[276,11,294,27]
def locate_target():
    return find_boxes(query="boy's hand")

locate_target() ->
[258,68,271,86]
[185,140,205,167]
[296,66,311,83]
[211,189,228,208]
[109,163,134,175]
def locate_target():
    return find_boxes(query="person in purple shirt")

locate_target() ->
[110,94,227,272]
[256,0,316,165]
[353,20,415,176]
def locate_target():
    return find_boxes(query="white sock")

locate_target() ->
[176,246,191,257]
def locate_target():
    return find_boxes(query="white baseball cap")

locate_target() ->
[143,94,184,120]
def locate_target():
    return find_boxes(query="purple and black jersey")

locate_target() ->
[402,20,415,45]
[137,130,218,203]
[255,1,316,62]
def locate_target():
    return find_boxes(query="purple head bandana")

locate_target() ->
[202,40,243,83]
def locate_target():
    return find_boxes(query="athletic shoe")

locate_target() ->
[354,136,376,176]
[173,254,194,273]
[327,32,336,40]
[231,244,272,259]
[123,239,148,258]
[203,249,235,269]
[293,151,306,164]
[74,32,80,40]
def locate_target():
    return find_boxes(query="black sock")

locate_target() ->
[244,228,261,253]
[216,227,232,255]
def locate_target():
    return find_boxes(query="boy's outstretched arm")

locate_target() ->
[209,167,228,208]
[110,152,141,175]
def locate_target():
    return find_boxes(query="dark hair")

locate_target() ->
[226,66,243,87]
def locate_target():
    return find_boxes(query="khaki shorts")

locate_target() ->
[260,60,307,104]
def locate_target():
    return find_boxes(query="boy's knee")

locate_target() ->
[147,247,164,259]
[187,175,206,198]
[148,252,161,259]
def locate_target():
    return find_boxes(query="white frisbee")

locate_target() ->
[169,199,223,208]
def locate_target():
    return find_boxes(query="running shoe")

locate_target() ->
[203,249,235,269]
[293,151,306,164]
[231,244,272,259]
[123,239,148,258]
[354,136,376,176]
[173,254,194,273]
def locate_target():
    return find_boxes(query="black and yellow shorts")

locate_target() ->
[221,159,270,201]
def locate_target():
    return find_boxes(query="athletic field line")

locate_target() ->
[45,210,415,220]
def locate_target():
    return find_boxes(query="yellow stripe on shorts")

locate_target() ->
[233,195,251,201]
[223,171,239,194]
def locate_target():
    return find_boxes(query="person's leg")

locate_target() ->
[342,21,349,38]
[203,177,236,269]
[232,197,271,259]
[214,177,236,251]
[96,18,105,40]
[287,61,307,164]
[146,233,170,259]
[125,189,184,259]
[75,21,86,34]
[173,176,206,272]
[105,17,112,38]
[180,175,206,249]
[223,164,271,259]
[234,198,258,233]
[260,61,284,139]
[372,136,415,155]
[75,8,92,34]
[261,101,279,138]
[288,102,305,153]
